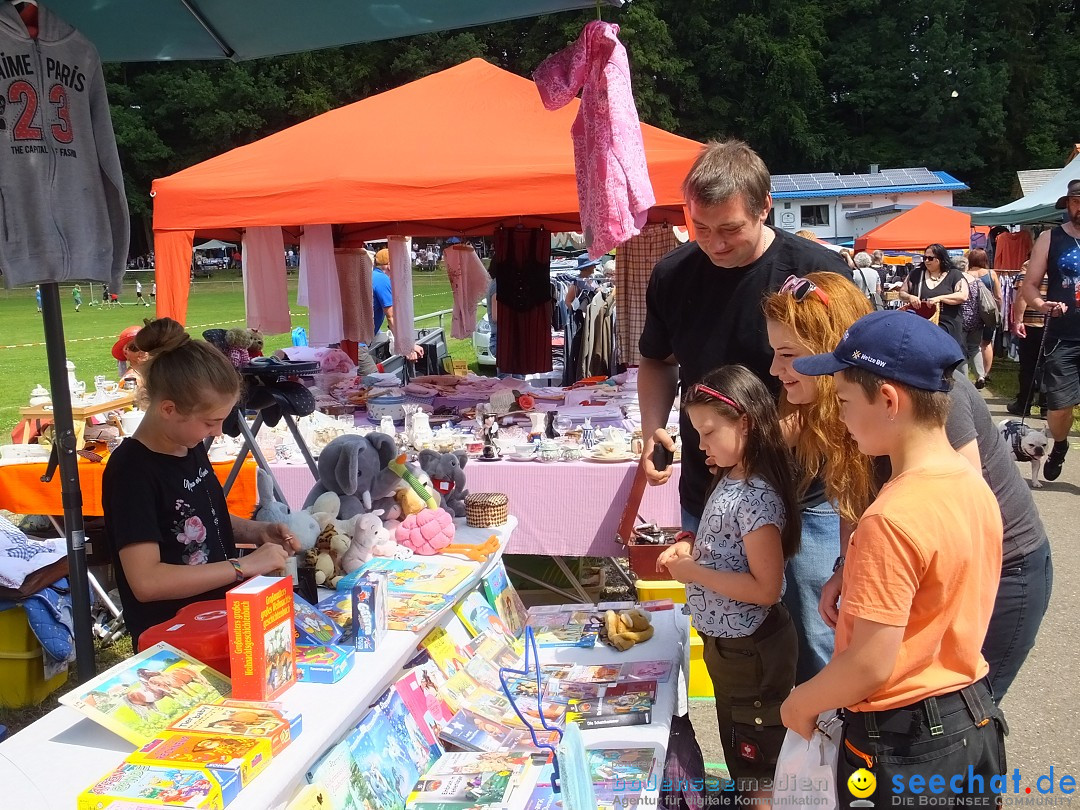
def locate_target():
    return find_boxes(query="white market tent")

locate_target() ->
[972,153,1080,226]
[193,239,238,251]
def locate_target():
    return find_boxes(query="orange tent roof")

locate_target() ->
[854,201,972,251]
[151,57,704,238]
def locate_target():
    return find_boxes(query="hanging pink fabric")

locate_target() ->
[444,244,491,338]
[387,237,415,355]
[533,20,655,260]
[334,248,375,344]
[241,226,291,334]
[298,225,344,346]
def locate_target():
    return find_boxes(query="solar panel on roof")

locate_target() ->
[866,174,892,187]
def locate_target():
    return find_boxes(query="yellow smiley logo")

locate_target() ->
[848,768,877,798]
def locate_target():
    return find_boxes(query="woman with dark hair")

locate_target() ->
[899,242,969,350]
[967,248,1001,388]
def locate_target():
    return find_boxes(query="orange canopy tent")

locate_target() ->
[151,58,705,323]
[853,201,973,252]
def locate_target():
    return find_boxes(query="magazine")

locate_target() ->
[480,562,527,638]
[58,642,230,745]
[453,587,513,639]
[587,747,656,785]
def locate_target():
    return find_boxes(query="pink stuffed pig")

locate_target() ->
[396,508,455,555]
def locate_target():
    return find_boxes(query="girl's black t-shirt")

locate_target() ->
[639,229,851,520]
[102,438,237,647]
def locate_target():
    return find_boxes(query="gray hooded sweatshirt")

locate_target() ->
[0,3,128,290]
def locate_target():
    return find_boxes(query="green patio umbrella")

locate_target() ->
[43,0,626,62]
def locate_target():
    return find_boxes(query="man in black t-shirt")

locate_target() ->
[638,139,850,687]
[638,140,850,521]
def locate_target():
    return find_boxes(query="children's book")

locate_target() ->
[295,644,354,684]
[344,706,411,810]
[306,738,364,810]
[129,732,272,788]
[565,689,653,729]
[439,708,560,754]
[167,701,300,756]
[315,591,353,636]
[420,625,469,678]
[619,660,674,684]
[438,670,513,723]
[404,656,456,726]
[407,770,515,807]
[374,686,443,783]
[58,642,231,746]
[438,708,521,753]
[525,607,600,649]
[464,629,521,670]
[387,591,454,632]
[226,575,296,701]
[77,761,240,810]
[453,587,512,639]
[586,747,656,785]
[543,679,603,703]
[564,663,623,684]
[394,670,442,748]
[292,595,342,646]
[480,563,527,638]
[355,557,474,596]
[285,784,330,810]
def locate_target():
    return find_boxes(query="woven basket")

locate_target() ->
[465,493,509,528]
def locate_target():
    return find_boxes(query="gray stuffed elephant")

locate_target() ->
[304,432,398,519]
[417,448,469,518]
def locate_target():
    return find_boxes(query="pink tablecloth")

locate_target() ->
[270,459,682,557]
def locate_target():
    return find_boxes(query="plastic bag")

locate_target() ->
[659,714,707,810]
[772,711,840,808]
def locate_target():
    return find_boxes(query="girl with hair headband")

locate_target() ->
[657,364,800,801]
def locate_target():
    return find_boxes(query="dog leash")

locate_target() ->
[1019,312,1052,428]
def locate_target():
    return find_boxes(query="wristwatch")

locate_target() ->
[832,555,845,572]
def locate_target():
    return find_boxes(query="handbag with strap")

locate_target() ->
[901,271,941,325]
[976,276,1002,328]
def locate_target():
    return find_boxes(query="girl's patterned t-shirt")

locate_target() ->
[686,475,786,639]
[102,438,237,646]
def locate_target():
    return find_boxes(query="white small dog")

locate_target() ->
[998,419,1050,488]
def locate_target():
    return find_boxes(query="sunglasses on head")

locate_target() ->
[779,275,830,306]
[692,384,744,414]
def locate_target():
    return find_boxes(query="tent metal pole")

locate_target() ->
[40,282,96,682]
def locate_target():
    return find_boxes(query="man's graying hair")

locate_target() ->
[682,139,772,218]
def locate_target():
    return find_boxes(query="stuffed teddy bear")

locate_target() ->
[417,449,469,518]
[253,469,319,556]
[305,522,351,587]
[304,433,398,520]
[225,327,259,370]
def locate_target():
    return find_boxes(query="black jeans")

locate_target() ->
[1015,326,1046,409]
[839,680,1007,809]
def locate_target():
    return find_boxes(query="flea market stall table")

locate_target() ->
[0,516,689,810]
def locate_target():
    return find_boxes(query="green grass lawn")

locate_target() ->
[0,268,477,436]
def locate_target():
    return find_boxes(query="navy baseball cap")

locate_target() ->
[792,310,964,392]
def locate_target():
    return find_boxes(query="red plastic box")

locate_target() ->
[138,599,231,676]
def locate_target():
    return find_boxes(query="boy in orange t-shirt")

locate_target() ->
[782,310,1007,806]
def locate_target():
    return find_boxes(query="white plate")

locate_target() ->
[585,452,636,463]
[505,454,536,462]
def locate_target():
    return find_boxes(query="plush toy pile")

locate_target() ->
[249,432,479,586]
